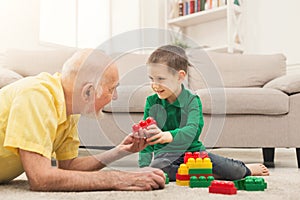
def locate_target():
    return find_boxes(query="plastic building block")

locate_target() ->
[190,176,214,188]
[132,117,157,137]
[244,176,267,191]
[177,164,189,175]
[186,157,212,169]
[176,173,190,181]
[164,173,169,184]
[139,120,148,129]
[189,174,214,178]
[132,123,140,132]
[189,168,212,175]
[176,179,190,186]
[209,180,237,195]
[233,176,267,191]
[233,178,246,190]
[145,117,156,126]
[184,152,193,163]
[199,151,209,158]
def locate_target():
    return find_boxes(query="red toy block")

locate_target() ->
[132,117,157,138]
[176,173,190,181]
[193,152,200,159]
[139,120,148,129]
[199,151,209,158]
[209,180,237,195]
[184,152,209,163]
[132,123,140,132]
[145,117,157,126]
[184,152,193,163]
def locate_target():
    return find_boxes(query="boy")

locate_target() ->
[138,45,269,181]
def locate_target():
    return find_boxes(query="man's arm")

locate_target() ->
[58,131,147,171]
[19,149,165,192]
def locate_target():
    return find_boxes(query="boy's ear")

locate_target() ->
[81,83,95,102]
[178,70,186,81]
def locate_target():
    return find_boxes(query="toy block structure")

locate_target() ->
[176,152,213,187]
[208,180,237,195]
[190,175,215,188]
[233,176,267,191]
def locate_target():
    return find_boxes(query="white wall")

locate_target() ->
[0,0,40,49]
[244,0,300,66]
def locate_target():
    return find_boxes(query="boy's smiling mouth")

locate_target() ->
[155,89,165,94]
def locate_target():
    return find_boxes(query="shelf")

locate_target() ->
[205,44,243,53]
[167,5,241,27]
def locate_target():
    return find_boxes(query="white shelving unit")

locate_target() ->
[166,0,244,53]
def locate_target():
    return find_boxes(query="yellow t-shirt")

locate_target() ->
[0,72,80,167]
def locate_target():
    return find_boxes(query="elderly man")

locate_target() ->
[0,49,165,191]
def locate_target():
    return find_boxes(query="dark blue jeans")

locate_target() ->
[150,151,251,181]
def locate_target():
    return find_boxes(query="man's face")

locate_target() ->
[147,64,182,103]
[82,64,119,118]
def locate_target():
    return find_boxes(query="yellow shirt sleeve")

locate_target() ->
[4,86,79,160]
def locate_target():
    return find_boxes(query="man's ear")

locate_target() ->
[178,70,186,81]
[81,83,95,102]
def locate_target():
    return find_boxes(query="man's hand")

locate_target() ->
[144,124,173,145]
[117,128,147,153]
[111,167,165,191]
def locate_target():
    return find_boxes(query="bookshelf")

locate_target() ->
[166,0,244,53]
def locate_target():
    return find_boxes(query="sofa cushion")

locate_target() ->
[196,88,289,115]
[188,50,286,90]
[103,85,153,113]
[263,74,300,95]
[1,48,77,76]
[0,68,23,88]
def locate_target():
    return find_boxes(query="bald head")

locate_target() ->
[61,49,119,115]
[62,49,114,86]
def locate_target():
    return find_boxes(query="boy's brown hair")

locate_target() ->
[147,45,190,73]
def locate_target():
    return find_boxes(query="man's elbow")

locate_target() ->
[27,172,55,191]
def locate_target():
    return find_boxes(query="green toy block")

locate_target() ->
[244,176,267,191]
[233,178,246,190]
[164,173,169,184]
[190,176,214,188]
[189,168,212,175]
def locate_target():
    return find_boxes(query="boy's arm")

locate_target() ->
[146,96,203,148]
[169,96,204,145]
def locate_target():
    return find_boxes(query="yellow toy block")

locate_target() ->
[202,157,213,169]
[176,179,190,186]
[177,164,189,175]
[186,158,196,169]
[194,157,212,169]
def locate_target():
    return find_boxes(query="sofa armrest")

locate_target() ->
[103,85,153,113]
[0,68,23,88]
[263,74,300,95]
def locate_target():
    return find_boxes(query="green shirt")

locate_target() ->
[138,85,205,167]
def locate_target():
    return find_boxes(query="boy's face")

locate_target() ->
[147,64,185,103]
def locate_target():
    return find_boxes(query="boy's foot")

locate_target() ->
[246,164,270,176]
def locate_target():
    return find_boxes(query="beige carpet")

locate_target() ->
[1,148,299,200]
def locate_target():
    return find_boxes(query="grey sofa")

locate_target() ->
[1,48,300,168]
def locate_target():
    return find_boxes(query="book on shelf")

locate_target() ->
[175,0,239,18]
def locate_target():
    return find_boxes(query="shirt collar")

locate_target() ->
[161,84,188,108]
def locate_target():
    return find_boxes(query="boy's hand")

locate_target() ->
[144,124,173,145]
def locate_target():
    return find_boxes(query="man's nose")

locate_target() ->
[112,89,118,100]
